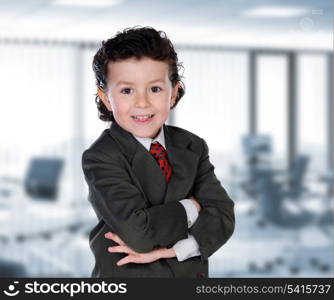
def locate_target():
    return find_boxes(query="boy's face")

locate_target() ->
[98,56,180,139]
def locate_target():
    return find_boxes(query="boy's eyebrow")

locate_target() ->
[116,79,165,86]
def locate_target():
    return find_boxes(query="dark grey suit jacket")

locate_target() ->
[81,121,235,278]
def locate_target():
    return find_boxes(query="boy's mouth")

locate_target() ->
[131,114,154,121]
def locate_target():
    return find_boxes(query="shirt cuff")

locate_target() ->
[172,234,201,262]
[179,199,199,228]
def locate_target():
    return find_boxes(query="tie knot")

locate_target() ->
[150,141,164,151]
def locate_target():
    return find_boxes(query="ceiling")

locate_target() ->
[0,0,332,49]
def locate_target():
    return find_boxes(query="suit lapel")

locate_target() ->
[108,121,200,206]
[108,121,167,206]
[131,142,168,206]
[163,124,200,203]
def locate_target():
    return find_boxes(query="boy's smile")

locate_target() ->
[97,56,179,139]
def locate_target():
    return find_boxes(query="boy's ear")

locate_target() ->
[97,87,112,112]
[170,82,180,107]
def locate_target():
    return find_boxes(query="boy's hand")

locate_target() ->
[189,196,202,212]
[105,232,175,266]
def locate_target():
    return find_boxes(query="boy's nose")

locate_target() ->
[135,95,150,108]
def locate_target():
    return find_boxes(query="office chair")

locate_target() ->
[24,158,64,200]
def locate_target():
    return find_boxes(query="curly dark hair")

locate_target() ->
[92,25,185,122]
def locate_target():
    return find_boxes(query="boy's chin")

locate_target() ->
[131,126,162,139]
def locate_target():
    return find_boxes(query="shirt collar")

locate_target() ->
[132,126,166,151]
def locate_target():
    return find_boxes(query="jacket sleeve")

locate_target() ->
[82,148,188,253]
[189,138,235,262]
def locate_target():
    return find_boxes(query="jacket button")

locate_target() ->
[166,243,173,248]
[196,272,205,278]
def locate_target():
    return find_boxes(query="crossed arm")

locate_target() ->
[82,138,235,266]
[104,196,202,266]
[83,148,192,253]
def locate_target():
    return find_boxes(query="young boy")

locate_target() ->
[81,26,235,278]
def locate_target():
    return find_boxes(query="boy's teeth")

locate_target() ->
[133,115,153,120]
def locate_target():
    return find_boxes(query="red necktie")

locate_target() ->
[149,141,172,182]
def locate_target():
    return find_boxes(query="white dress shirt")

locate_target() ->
[132,126,201,261]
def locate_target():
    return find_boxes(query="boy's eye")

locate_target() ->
[120,87,162,94]
[121,88,133,94]
[151,86,162,93]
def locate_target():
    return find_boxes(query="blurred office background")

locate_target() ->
[0,0,333,277]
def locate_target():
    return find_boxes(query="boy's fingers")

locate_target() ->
[108,245,128,253]
[116,256,132,266]
[105,232,114,239]
[105,232,125,245]
[105,232,136,254]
